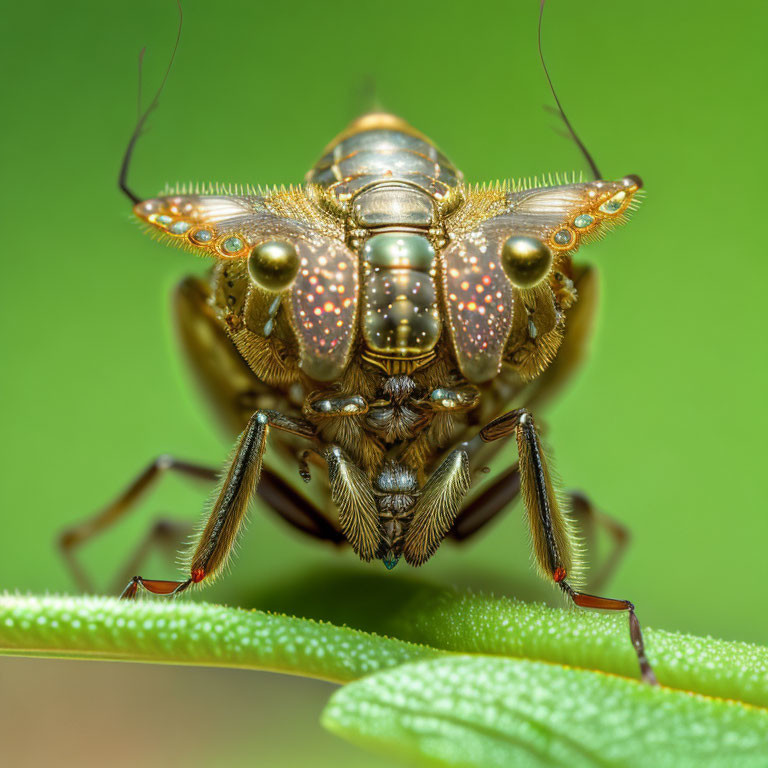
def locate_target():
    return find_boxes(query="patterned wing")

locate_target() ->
[134,191,257,257]
[443,176,642,382]
[442,220,517,383]
[133,189,358,382]
[284,223,358,382]
[504,176,642,248]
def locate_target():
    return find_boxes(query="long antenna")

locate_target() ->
[118,0,183,204]
[537,0,602,180]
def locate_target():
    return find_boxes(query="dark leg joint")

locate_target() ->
[478,408,528,443]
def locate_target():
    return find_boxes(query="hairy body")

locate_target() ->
[61,112,654,684]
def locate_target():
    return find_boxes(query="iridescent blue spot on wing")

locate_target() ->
[134,194,257,257]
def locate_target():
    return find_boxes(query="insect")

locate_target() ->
[60,1,656,684]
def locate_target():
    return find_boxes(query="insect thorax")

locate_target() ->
[199,113,581,481]
[140,110,641,501]
[306,113,464,376]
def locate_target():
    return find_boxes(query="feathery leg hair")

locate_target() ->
[403,450,472,566]
[475,408,657,685]
[58,451,343,596]
[120,410,316,599]
[326,446,381,562]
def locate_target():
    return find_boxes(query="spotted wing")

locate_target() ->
[503,176,641,245]
[133,189,358,382]
[442,220,517,383]
[133,191,260,257]
[443,176,642,382]
[282,221,358,382]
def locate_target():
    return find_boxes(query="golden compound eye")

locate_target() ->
[501,235,553,289]
[247,240,300,292]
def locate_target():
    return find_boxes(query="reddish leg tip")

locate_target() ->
[119,576,192,598]
[563,585,658,685]
[191,568,206,583]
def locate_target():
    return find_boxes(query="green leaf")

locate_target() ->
[3,585,768,708]
[323,655,768,768]
[3,588,767,768]
[0,595,439,683]
[376,587,768,709]
[251,571,768,708]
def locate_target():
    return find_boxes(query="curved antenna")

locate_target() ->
[118,0,183,204]
[537,0,602,180]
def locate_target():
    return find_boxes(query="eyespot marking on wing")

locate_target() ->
[134,194,255,258]
[134,190,358,380]
[507,175,643,252]
[443,177,641,383]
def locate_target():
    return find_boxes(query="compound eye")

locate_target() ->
[501,235,553,289]
[247,240,300,292]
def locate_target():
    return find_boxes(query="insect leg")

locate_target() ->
[258,467,344,544]
[569,491,630,593]
[325,447,380,561]
[402,449,472,566]
[449,464,521,542]
[111,518,195,594]
[449,472,628,593]
[121,410,316,599]
[466,408,657,685]
[58,456,218,592]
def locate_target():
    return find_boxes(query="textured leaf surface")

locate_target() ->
[376,588,768,709]
[3,589,767,768]
[251,574,768,709]
[323,655,768,768]
[0,595,438,682]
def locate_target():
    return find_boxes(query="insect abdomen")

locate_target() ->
[306,113,464,370]
[306,112,462,202]
[362,232,441,357]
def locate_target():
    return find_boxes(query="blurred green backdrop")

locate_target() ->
[1,0,766,765]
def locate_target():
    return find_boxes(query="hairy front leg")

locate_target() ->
[464,408,657,684]
[121,410,316,599]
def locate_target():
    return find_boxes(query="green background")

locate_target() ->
[1,0,766,765]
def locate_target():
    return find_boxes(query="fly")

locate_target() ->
[60,0,656,684]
